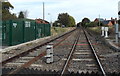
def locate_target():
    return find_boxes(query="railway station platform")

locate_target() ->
[87,27,120,52]
[105,38,120,51]
[0,36,50,53]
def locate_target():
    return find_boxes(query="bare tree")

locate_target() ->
[23,10,29,18]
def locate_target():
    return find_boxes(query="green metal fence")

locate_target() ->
[36,23,43,38]
[24,20,36,42]
[12,20,24,45]
[0,21,2,46]
[2,19,51,46]
[44,24,51,36]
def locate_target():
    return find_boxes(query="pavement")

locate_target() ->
[107,39,120,48]
[89,28,120,52]
[104,37,120,52]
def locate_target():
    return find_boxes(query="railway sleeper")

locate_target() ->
[2,68,120,76]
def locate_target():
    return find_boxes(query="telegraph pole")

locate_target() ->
[99,14,100,26]
[116,1,120,43]
[43,2,45,21]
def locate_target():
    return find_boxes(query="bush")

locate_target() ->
[86,22,98,27]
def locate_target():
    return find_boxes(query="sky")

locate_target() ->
[9,0,119,23]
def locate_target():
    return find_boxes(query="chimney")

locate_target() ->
[111,17,113,20]
[115,18,117,24]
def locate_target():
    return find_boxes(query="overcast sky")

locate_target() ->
[9,0,119,23]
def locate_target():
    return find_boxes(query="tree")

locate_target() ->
[2,2,17,20]
[57,13,76,27]
[81,18,90,27]
[86,22,98,27]
[18,11,25,18]
[53,20,61,27]
[68,16,76,27]
[23,10,29,18]
[58,13,69,27]
[2,1,14,10]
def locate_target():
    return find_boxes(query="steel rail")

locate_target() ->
[4,29,78,76]
[6,51,46,76]
[83,29,106,76]
[60,29,80,76]
[1,28,76,65]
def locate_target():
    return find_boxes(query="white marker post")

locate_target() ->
[46,43,53,64]
[101,27,105,36]
[115,24,119,43]
[104,27,109,38]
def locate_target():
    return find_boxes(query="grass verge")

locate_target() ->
[51,27,75,36]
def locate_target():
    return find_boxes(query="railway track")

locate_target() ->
[1,28,78,75]
[1,28,107,76]
[60,28,106,76]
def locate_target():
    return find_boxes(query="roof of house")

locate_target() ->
[102,20,111,25]
[36,19,49,24]
[96,18,104,21]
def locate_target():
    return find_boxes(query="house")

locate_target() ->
[94,17,117,26]
[102,20,113,26]
[101,18,117,26]
[94,18,104,22]
[110,18,117,25]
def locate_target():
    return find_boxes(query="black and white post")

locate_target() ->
[46,43,53,64]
